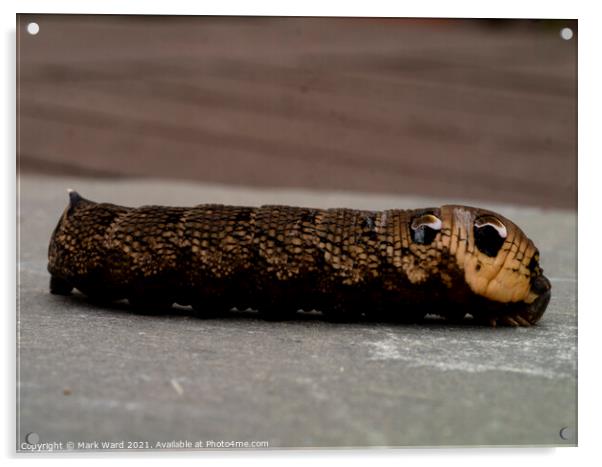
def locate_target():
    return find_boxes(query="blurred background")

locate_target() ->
[18,16,577,209]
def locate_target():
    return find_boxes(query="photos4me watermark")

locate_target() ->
[154,439,270,449]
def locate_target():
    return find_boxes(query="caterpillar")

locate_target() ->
[47,191,551,327]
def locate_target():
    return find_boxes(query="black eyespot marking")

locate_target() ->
[474,215,507,257]
[411,213,442,245]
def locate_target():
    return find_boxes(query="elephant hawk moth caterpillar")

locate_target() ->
[47,191,551,326]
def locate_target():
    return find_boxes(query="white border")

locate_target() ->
[3,1,600,466]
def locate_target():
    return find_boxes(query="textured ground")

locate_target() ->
[17,175,577,449]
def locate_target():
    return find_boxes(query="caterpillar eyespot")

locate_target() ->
[47,192,551,327]
[474,215,507,258]
[410,213,442,245]
[474,215,507,238]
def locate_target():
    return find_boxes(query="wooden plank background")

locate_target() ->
[17,15,577,209]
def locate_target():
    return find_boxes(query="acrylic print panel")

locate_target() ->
[16,15,577,450]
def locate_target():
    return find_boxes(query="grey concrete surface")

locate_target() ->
[17,175,577,450]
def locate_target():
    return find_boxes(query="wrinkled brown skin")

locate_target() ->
[48,192,551,326]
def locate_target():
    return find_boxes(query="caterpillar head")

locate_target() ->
[412,205,551,325]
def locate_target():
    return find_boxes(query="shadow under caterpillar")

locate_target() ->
[48,191,551,327]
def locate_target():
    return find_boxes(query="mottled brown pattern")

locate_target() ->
[48,192,551,326]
